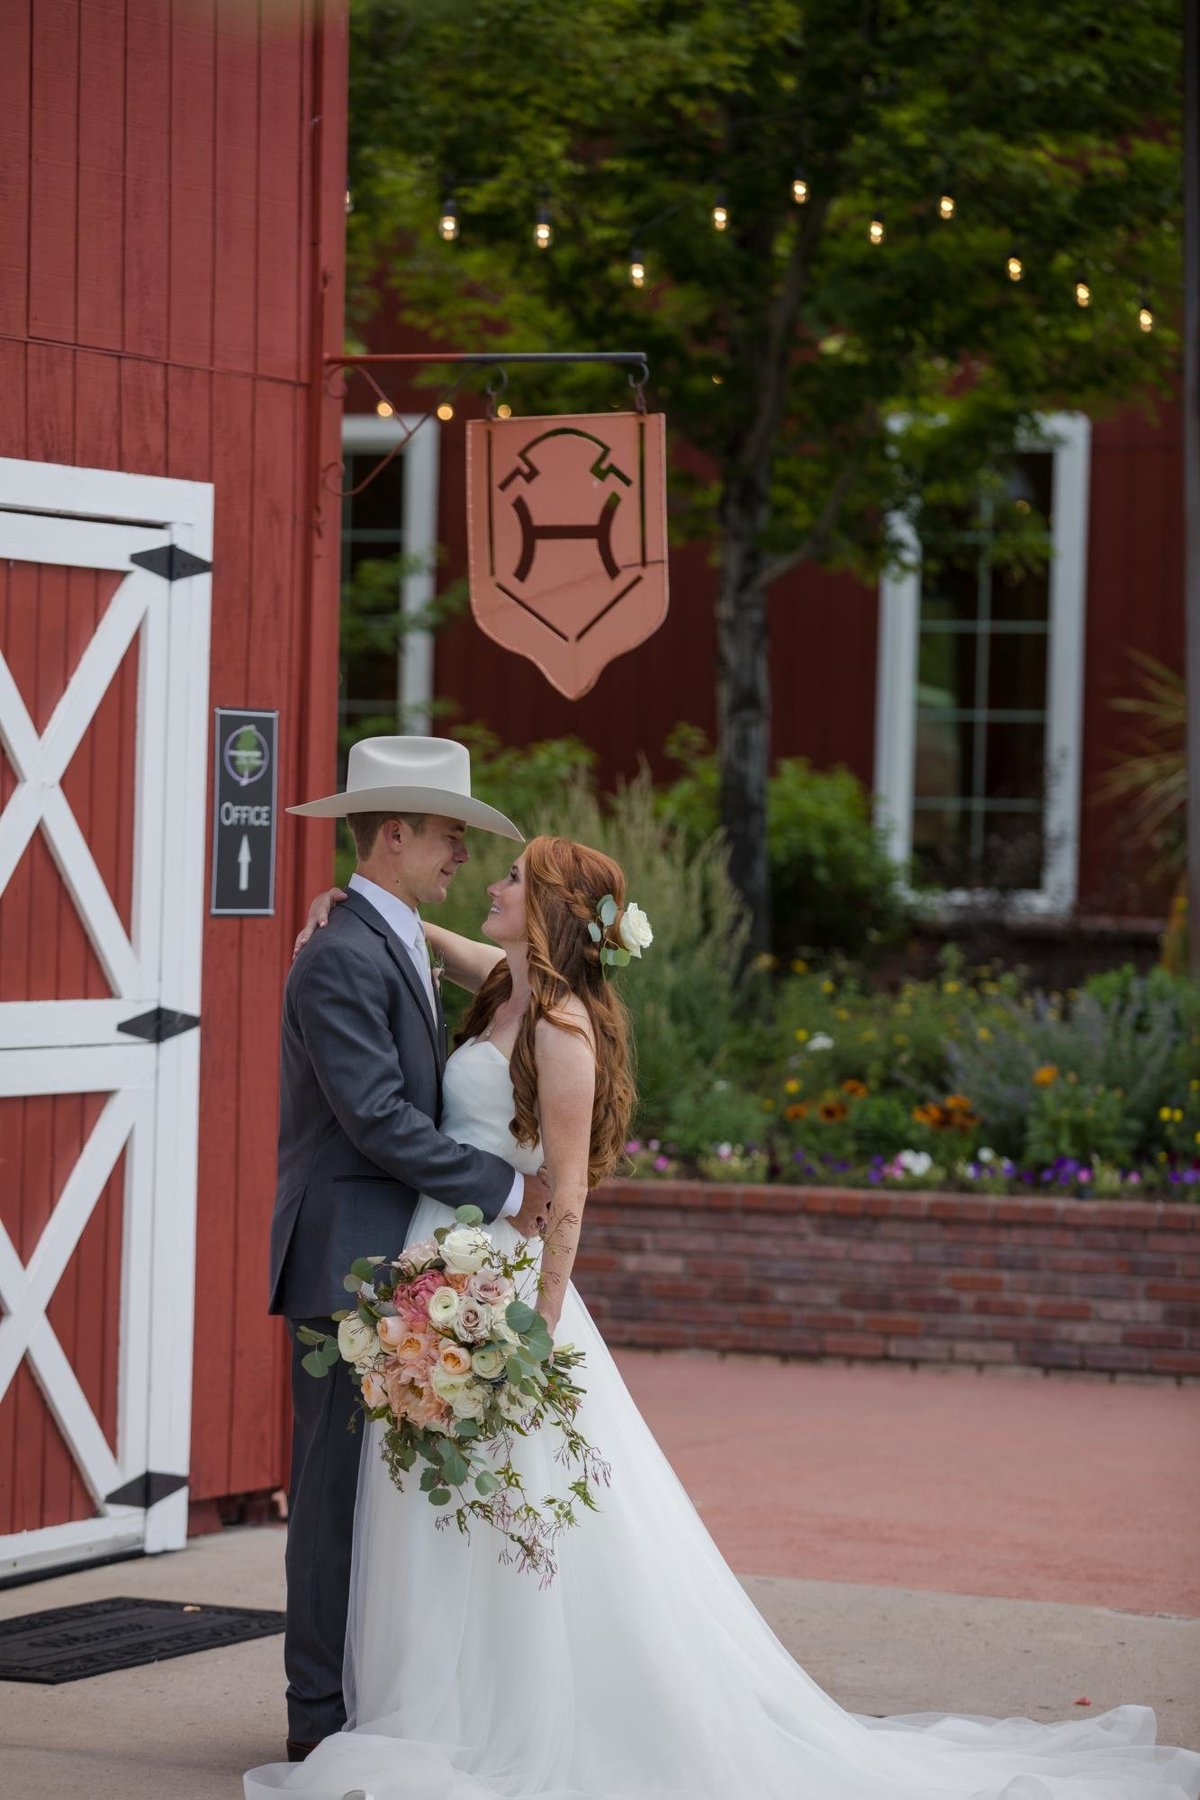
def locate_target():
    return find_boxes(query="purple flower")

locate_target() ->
[1077,1168,1093,1184]
[653,1155,671,1172]
[868,1169,883,1184]
[625,1139,642,1155]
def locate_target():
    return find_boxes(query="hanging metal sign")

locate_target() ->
[466,411,668,699]
[210,707,278,916]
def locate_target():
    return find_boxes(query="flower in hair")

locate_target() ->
[588,894,653,971]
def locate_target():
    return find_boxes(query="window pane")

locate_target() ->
[985,721,1044,802]
[911,802,971,888]
[914,714,972,800]
[918,556,979,624]
[978,811,1044,890]
[346,453,406,536]
[989,559,1051,624]
[917,628,977,710]
[985,631,1047,714]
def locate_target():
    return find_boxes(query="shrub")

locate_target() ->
[655,724,913,957]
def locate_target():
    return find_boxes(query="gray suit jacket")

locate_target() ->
[269,887,515,1318]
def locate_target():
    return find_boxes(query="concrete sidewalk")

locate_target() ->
[1,1526,1196,1800]
[2,1355,1197,1798]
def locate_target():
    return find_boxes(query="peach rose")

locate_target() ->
[376,1315,408,1350]
[444,1271,470,1293]
[396,1329,436,1367]
[360,1370,388,1410]
[438,1341,473,1376]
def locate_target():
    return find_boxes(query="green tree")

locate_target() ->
[347,0,1181,952]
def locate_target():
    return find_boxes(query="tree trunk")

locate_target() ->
[716,488,772,958]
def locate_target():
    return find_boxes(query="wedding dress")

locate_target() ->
[245,1040,1199,1800]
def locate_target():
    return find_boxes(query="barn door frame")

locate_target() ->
[0,457,213,1577]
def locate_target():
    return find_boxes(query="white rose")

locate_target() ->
[498,1384,531,1422]
[337,1315,377,1366]
[427,1286,461,1328]
[618,902,653,957]
[440,1226,492,1275]
[488,1303,519,1345]
[430,1365,470,1401]
[806,1032,834,1053]
[450,1382,487,1420]
[471,1345,506,1380]
[977,1147,996,1164]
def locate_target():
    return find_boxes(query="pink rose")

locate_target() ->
[377,1315,408,1350]
[467,1272,510,1307]
[403,1270,449,1312]
[454,1300,490,1341]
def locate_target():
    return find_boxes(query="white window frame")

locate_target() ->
[874,411,1091,915]
[340,415,440,734]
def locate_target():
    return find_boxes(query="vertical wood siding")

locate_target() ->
[0,0,347,1518]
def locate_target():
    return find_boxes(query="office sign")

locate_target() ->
[211,708,278,916]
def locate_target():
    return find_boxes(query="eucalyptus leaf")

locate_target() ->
[506,1300,537,1333]
[296,1326,327,1345]
[301,1350,331,1378]
[342,1274,362,1292]
[455,1204,484,1226]
[599,895,617,927]
[428,1487,452,1506]
[475,1471,498,1496]
[587,921,602,943]
[456,1418,480,1439]
[350,1258,377,1281]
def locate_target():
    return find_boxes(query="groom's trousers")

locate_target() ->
[284,1317,365,1743]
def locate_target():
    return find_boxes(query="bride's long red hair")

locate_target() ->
[457,836,636,1185]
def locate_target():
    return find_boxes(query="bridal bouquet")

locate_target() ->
[299,1206,608,1582]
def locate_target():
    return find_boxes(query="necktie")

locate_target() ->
[411,922,437,1016]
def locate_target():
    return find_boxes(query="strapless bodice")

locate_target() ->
[440,1038,543,1176]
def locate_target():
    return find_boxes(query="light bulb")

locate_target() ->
[436,402,455,422]
[438,198,458,242]
[345,189,353,216]
[1075,279,1091,308]
[868,214,884,246]
[629,253,646,288]
[534,206,552,250]
[1138,298,1154,333]
[711,372,724,385]
[496,403,513,419]
[791,173,808,204]
[374,400,394,418]
[938,192,955,220]
[712,195,728,231]
[1006,253,1023,282]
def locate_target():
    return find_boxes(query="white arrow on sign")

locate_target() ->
[237,835,251,892]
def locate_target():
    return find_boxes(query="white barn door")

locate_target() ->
[0,459,212,1578]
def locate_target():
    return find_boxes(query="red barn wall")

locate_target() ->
[0,0,347,1516]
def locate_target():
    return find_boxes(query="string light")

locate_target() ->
[436,402,455,421]
[1075,277,1091,308]
[1138,296,1154,332]
[345,189,354,216]
[438,197,458,242]
[534,203,553,250]
[496,403,513,418]
[711,373,724,384]
[868,212,885,246]
[791,170,809,204]
[1006,252,1023,282]
[938,191,956,220]
[629,248,646,288]
[374,401,394,418]
[712,192,729,231]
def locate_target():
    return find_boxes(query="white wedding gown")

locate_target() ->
[246,1040,1199,1800]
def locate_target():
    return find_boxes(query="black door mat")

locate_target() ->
[0,1594,285,1683]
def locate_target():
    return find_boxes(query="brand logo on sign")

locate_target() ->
[466,412,668,699]
[223,724,269,787]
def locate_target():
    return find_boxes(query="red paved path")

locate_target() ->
[613,1352,1200,1618]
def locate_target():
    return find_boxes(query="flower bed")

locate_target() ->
[574,1180,1200,1380]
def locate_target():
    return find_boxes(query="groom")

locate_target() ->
[270,736,548,1760]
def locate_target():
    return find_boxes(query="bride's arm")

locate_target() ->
[294,891,502,992]
[423,920,504,994]
[532,1008,596,1335]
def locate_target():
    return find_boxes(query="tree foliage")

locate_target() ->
[346,0,1182,947]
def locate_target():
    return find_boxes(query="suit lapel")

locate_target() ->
[342,889,442,1070]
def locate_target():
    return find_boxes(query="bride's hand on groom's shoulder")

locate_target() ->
[293,887,349,959]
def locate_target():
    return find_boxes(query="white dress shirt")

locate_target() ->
[347,873,521,1219]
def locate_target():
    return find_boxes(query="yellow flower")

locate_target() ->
[977,1027,992,1042]
[1159,1106,1172,1122]
[762,1098,776,1112]
[1032,1065,1058,1087]
[895,1033,909,1046]
[835,1007,850,1021]
[1173,1108,1183,1123]
[943,980,961,994]
[981,980,1000,996]
[791,958,809,974]
[784,1078,801,1095]
[1191,1078,1200,1092]
[860,1028,877,1042]
[821,979,835,995]
[795,1028,809,1043]
[752,952,778,972]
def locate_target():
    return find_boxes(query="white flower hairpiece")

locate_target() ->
[588,894,654,972]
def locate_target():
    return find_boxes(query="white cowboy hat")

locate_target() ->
[287,736,523,840]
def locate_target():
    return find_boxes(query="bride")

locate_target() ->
[246,835,1199,1800]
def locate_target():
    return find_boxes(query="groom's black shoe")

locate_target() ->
[286,1739,319,1762]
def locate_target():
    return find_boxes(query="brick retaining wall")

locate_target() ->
[573,1182,1200,1378]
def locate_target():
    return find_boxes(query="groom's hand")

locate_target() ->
[513,1172,551,1239]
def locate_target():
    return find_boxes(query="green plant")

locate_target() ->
[656,728,911,958]
[1023,1084,1137,1170]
